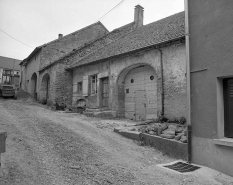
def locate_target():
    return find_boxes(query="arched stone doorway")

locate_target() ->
[117,64,157,121]
[31,73,37,100]
[41,73,50,103]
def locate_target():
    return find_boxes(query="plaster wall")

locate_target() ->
[72,43,186,119]
[22,52,41,94]
[188,0,233,176]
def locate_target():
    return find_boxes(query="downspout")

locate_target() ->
[185,0,192,163]
[158,48,164,116]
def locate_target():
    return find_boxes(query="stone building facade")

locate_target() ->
[21,5,186,121]
[66,8,186,120]
[20,22,108,102]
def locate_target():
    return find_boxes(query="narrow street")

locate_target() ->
[0,99,232,185]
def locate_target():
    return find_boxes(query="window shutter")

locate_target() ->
[83,76,89,96]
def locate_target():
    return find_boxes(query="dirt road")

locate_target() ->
[0,99,232,185]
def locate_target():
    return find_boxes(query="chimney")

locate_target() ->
[134,5,144,28]
[58,34,63,39]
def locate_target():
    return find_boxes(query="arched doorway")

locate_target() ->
[41,73,50,103]
[31,73,37,99]
[118,64,157,121]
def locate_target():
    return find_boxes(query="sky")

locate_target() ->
[0,0,184,60]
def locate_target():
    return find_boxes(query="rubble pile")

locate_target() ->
[137,122,187,143]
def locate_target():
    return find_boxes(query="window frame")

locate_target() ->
[223,78,233,138]
[90,74,98,95]
[77,81,83,94]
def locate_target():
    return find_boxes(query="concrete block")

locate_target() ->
[140,133,187,160]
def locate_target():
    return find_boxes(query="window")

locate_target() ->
[91,75,97,94]
[77,82,82,93]
[223,78,233,138]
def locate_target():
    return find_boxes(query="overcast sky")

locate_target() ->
[0,0,184,60]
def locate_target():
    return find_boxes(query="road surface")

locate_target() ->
[0,98,232,185]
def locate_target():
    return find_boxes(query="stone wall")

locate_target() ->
[46,22,136,106]
[72,42,186,119]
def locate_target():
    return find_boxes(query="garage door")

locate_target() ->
[124,66,157,121]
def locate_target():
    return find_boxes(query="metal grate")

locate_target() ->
[163,162,200,173]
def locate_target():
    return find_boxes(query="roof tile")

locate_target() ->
[68,11,185,69]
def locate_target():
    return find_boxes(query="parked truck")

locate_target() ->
[0,70,19,98]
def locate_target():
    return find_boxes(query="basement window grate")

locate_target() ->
[162,162,200,173]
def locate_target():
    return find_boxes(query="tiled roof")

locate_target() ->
[22,22,108,65]
[68,11,185,69]
[39,22,136,72]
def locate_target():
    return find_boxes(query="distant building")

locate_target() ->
[0,56,21,88]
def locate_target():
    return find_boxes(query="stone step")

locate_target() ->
[85,107,110,112]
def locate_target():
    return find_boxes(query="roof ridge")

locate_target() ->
[40,22,136,72]
[111,22,134,31]
[39,21,109,48]
[56,22,135,62]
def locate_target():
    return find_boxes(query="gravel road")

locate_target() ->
[0,98,232,185]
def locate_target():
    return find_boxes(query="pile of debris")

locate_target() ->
[137,122,187,143]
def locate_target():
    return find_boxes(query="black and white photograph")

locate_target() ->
[0,0,233,184]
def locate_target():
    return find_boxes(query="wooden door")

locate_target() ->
[224,78,233,138]
[124,66,157,120]
[135,90,146,120]
[102,77,109,107]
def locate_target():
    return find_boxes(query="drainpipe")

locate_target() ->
[185,0,192,163]
[158,48,164,116]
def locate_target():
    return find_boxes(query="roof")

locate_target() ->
[68,11,185,69]
[0,56,21,71]
[39,22,136,72]
[21,21,108,66]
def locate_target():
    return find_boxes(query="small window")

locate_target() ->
[223,78,233,138]
[131,79,134,83]
[150,75,154,80]
[77,82,82,93]
[126,89,129,93]
[91,75,97,94]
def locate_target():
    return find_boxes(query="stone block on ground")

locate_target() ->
[168,125,177,131]
[183,129,187,136]
[160,123,168,131]
[148,131,156,135]
[160,134,175,139]
[162,129,175,135]
[175,133,184,141]
[175,126,184,133]
[180,135,187,143]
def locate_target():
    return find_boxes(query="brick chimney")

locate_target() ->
[58,34,63,39]
[134,5,144,28]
